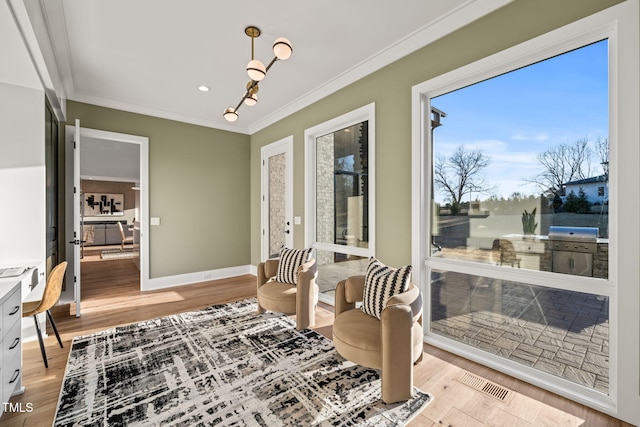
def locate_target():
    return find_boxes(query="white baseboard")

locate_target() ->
[142,265,254,292]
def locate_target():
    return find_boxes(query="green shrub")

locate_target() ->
[522,208,538,234]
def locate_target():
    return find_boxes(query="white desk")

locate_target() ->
[0,262,46,344]
[0,261,46,418]
[0,279,23,417]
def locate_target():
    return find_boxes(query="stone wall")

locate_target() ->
[268,153,286,257]
[316,134,335,266]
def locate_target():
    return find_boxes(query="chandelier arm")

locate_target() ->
[234,94,248,113]
[229,80,258,118]
[252,37,257,64]
[265,57,279,73]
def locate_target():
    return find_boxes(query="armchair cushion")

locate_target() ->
[275,247,312,285]
[362,257,412,319]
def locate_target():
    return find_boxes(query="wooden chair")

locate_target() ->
[23,261,67,368]
[492,238,521,268]
[117,222,134,250]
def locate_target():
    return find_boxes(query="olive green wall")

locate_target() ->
[249,0,623,267]
[64,0,624,276]
[66,101,251,278]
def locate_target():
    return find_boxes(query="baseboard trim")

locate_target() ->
[142,265,254,292]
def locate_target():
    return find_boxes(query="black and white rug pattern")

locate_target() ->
[54,299,433,426]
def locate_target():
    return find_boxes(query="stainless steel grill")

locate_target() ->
[548,226,598,252]
[548,226,598,242]
[548,226,598,276]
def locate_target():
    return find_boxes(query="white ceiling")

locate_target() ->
[35,0,511,134]
[80,136,140,182]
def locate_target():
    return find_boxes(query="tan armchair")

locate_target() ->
[333,275,423,404]
[257,257,318,330]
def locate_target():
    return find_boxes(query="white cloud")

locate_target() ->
[511,132,550,142]
[435,138,509,157]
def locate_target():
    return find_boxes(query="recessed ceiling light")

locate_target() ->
[197,85,210,92]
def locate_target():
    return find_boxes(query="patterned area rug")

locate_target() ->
[54,299,433,426]
[100,249,139,259]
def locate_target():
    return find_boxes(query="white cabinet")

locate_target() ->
[0,281,22,418]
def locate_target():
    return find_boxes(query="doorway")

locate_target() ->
[62,125,149,313]
[261,136,293,261]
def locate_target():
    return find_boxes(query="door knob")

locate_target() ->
[285,230,290,234]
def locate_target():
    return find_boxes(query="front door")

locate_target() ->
[261,136,293,260]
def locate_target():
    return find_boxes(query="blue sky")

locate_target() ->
[431,39,609,202]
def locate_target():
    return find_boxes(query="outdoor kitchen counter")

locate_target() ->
[500,234,608,278]
[501,234,609,244]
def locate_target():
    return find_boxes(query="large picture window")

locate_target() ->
[305,104,375,303]
[430,40,609,280]
[409,12,632,409]
[427,40,611,394]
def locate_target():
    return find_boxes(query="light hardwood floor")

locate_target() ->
[3,252,634,426]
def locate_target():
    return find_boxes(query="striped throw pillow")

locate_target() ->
[361,257,412,319]
[275,247,313,285]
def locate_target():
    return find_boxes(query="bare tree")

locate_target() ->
[594,137,609,177]
[528,137,593,197]
[434,145,494,205]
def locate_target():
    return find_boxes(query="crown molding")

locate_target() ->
[70,92,251,134]
[28,0,512,135]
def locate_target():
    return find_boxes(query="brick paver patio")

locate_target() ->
[315,257,609,394]
[431,273,609,393]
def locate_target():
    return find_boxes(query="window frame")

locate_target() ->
[412,3,639,418]
[426,39,612,289]
[304,103,376,301]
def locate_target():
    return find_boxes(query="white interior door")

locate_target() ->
[63,125,149,295]
[63,120,83,316]
[72,119,82,317]
[261,136,293,260]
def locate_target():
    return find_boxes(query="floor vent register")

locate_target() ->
[456,372,513,402]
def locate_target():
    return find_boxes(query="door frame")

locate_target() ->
[261,136,294,261]
[63,125,149,308]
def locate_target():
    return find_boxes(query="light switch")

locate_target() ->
[294,216,301,225]
[151,217,161,226]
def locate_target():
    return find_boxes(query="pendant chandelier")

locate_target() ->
[223,26,293,122]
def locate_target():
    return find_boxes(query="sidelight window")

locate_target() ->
[305,104,375,302]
